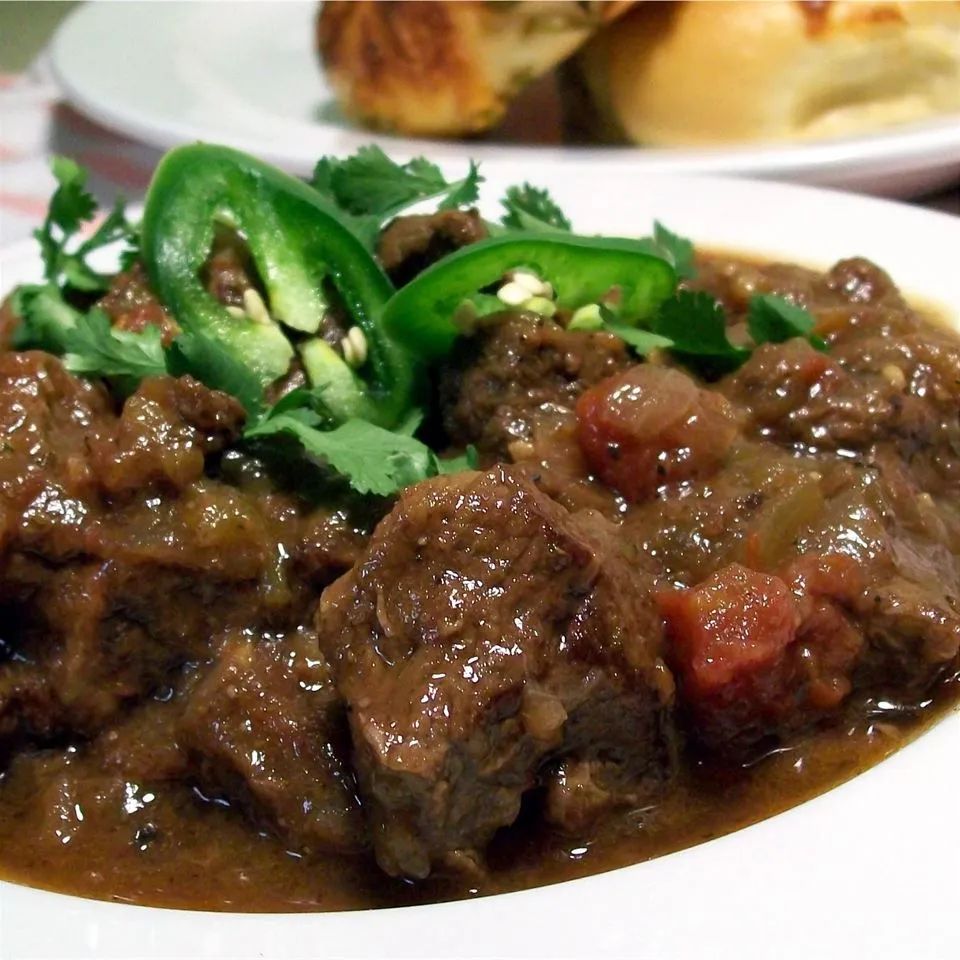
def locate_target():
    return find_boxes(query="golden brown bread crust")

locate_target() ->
[574,0,960,145]
[317,1,634,137]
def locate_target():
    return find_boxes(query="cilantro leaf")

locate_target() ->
[10,284,81,354]
[47,156,97,236]
[604,321,674,356]
[651,290,749,374]
[311,159,383,250]
[35,156,139,294]
[62,310,167,381]
[13,283,265,411]
[500,183,572,233]
[244,393,477,496]
[393,408,426,437]
[244,412,466,497]
[438,161,482,211]
[167,330,265,415]
[635,221,696,281]
[574,304,675,355]
[312,146,482,221]
[436,445,479,475]
[14,289,166,390]
[653,222,695,281]
[748,294,827,351]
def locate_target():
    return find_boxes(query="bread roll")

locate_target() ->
[574,1,960,145]
[317,1,633,138]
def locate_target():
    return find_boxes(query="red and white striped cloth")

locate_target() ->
[0,57,162,247]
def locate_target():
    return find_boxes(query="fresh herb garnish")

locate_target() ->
[636,221,696,281]
[651,290,749,373]
[166,329,266,416]
[748,294,827,351]
[13,289,266,410]
[311,146,483,249]
[35,156,138,293]
[61,310,167,381]
[603,320,674,356]
[500,183,572,233]
[10,147,831,499]
[601,289,825,376]
[10,283,81,354]
[246,404,477,497]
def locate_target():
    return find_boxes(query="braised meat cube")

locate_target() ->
[723,334,960,478]
[317,466,676,878]
[0,355,303,747]
[180,630,365,855]
[377,209,488,287]
[440,315,631,461]
[97,263,179,345]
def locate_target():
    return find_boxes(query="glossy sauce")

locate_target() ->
[0,684,955,912]
[2,251,959,912]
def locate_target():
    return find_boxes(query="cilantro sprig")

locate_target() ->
[600,289,824,377]
[636,222,696,281]
[651,291,750,374]
[311,146,483,248]
[34,156,139,293]
[500,183,572,233]
[748,294,828,351]
[246,402,477,497]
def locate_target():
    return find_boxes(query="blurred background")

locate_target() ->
[1,0,957,250]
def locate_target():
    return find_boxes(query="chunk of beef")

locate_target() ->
[692,256,915,342]
[317,466,676,878]
[0,355,311,750]
[377,209,488,287]
[621,441,835,586]
[710,253,960,492]
[0,295,20,352]
[180,630,365,855]
[577,364,740,502]
[654,451,960,755]
[0,747,163,858]
[0,351,113,549]
[440,314,631,461]
[795,462,960,697]
[90,376,245,497]
[723,333,960,485]
[98,263,179,345]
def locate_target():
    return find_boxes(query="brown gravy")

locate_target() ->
[1,683,955,912]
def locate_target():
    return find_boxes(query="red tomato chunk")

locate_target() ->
[576,365,739,502]
[658,564,799,699]
[658,559,864,752]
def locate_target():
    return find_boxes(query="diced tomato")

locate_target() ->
[782,553,864,610]
[658,557,866,753]
[657,563,799,700]
[576,365,739,502]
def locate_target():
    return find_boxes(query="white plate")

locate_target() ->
[1,171,960,960]
[50,0,960,199]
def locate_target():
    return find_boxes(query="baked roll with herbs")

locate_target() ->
[317,0,633,137]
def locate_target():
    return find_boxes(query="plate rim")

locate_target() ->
[48,0,960,186]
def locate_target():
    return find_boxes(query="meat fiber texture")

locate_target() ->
[318,465,676,878]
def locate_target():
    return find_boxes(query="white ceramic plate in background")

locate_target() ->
[49,1,960,198]
[0,170,958,960]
